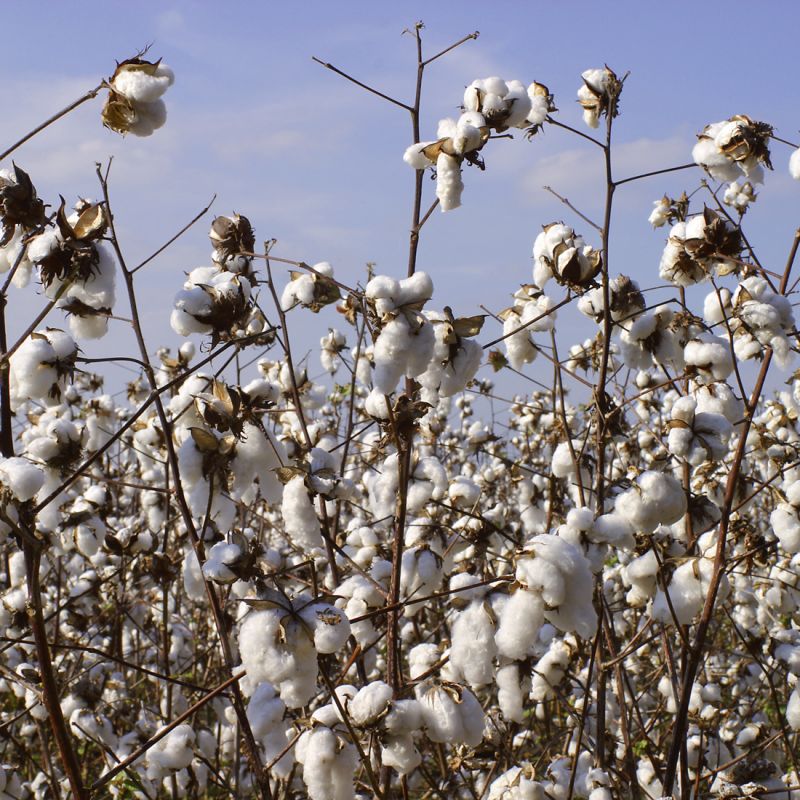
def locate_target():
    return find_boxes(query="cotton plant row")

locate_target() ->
[3,37,800,800]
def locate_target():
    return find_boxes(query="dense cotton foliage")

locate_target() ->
[2,29,800,800]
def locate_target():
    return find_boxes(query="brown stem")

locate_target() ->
[0,84,104,162]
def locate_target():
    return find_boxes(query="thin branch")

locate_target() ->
[543,185,602,232]
[311,56,413,112]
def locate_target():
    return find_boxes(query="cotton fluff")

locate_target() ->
[501,286,557,369]
[202,541,243,584]
[723,179,756,212]
[9,328,78,410]
[450,599,497,687]
[652,534,728,625]
[684,336,734,383]
[320,328,347,374]
[667,395,732,465]
[790,147,800,181]
[145,723,195,781]
[692,116,772,182]
[246,682,293,778]
[614,470,686,533]
[577,67,617,129]
[281,262,338,312]
[239,596,349,708]
[532,223,601,288]
[659,210,742,287]
[295,726,357,800]
[770,480,800,553]
[463,77,532,130]
[487,765,546,799]
[728,277,795,367]
[281,475,324,555]
[415,678,485,747]
[104,59,174,137]
[0,458,45,502]
[417,310,483,400]
[530,638,573,701]
[366,272,435,393]
[621,549,659,606]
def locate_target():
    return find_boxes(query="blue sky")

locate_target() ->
[3,1,799,396]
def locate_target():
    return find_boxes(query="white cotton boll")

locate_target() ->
[437,117,458,139]
[145,724,195,780]
[495,588,544,660]
[790,148,800,180]
[281,273,315,310]
[112,64,174,103]
[684,337,733,383]
[299,602,351,654]
[416,682,484,746]
[621,549,659,606]
[653,558,707,625]
[530,639,572,701]
[771,505,800,553]
[787,685,800,730]
[384,698,423,736]
[615,471,687,533]
[348,681,393,726]
[591,513,635,551]
[381,734,421,775]
[450,600,497,687]
[648,197,671,228]
[297,727,357,800]
[404,142,435,169]
[281,475,324,555]
[436,153,464,212]
[182,548,207,601]
[202,541,241,584]
[702,287,732,326]
[247,683,293,778]
[496,663,525,723]
[0,458,44,502]
[409,643,442,679]
[127,98,168,137]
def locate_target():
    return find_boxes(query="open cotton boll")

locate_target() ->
[771,504,800,553]
[126,98,168,137]
[488,765,546,800]
[621,549,659,606]
[281,475,324,555]
[790,147,800,180]
[202,541,242,584]
[238,605,318,708]
[298,602,351,654]
[112,63,174,103]
[404,141,436,169]
[450,599,497,687]
[436,152,464,212]
[614,470,687,533]
[0,458,44,502]
[246,683,293,778]
[296,727,357,800]
[382,734,422,775]
[684,337,734,383]
[145,723,195,780]
[495,588,544,660]
[347,681,393,726]
[530,639,572,701]
[416,680,485,747]
[787,685,800,730]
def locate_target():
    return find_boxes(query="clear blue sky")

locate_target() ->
[3,1,799,393]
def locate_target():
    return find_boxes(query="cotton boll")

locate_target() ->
[621,549,659,606]
[112,63,174,103]
[298,602,351,654]
[127,99,168,137]
[347,681,393,726]
[615,471,687,533]
[495,589,544,660]
[202,541,242,584]
[684,337,734,383]
[416,681,485,746]
[404,141,436,169]
[450,600,497,687]
[0,458,44,502]
[281,475,324,555]
[790,148,800,180]
[145,723,195,781]
[381,734,421,775]
[787,685,800,730]
[296,727,357,800]
[436,153,464,212]
[530,639,572,701]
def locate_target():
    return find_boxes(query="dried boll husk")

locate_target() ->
[0,164,47,246]
[209,214,255,261]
